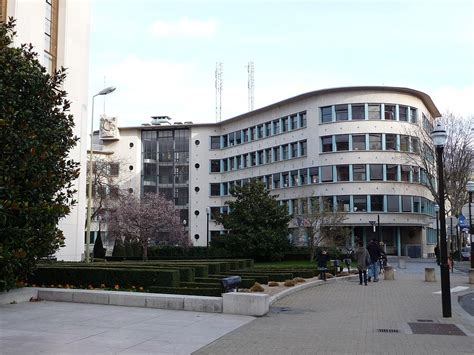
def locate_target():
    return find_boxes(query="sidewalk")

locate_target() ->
[195,260,474,355]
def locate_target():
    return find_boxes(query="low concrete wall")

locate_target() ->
[223,292,270,316]
[0,287,39,305]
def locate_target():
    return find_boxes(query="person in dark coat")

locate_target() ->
[434,244,440,265]
[317,250,330,281]
[367,239,381,282]
[354,241,370,286]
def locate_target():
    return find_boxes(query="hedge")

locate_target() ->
[148,286,222,297]
[208,274,269,285]
[218,271,293,282]
[194,277,256,289]
[28,267,180,288]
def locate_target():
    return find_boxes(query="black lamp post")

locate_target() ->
[466,181,474,269]
[434,204,440,248]
[431,121,451,318]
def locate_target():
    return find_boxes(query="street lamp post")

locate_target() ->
[206,207,210,250]
[466,181,474,269]
[434,203,440,248]
[431,121,451,318]
[85,86,116,263]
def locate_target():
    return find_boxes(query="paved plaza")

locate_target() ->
[1,260,473,354]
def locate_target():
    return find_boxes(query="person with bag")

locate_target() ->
[367,239,381,282]
[354,240,370,286]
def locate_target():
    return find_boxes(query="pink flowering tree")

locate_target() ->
[107,193,190,260]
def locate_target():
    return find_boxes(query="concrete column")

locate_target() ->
[425,268,436,282]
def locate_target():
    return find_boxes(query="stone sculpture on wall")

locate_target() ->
[99,115,119,140]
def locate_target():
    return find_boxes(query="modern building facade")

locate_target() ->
[2,0,90,260]
[94,86,440,258]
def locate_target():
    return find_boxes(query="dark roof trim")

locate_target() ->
[220,86,441,125]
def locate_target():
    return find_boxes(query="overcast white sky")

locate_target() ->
[89,0,474,128]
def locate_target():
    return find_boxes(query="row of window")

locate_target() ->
[209,163,429,196]
[280,195,436,215]
[320,103,418,123]
[210,111,307,150]
[210,140,308,173]
[321,133,419,153]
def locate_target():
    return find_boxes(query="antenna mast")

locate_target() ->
[215,62,223,122]
[247,61,254,111]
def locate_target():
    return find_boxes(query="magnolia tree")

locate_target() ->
[107,193,190,260]
[295,199,350,262]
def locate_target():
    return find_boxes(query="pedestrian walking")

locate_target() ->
[354,241,370,286]
[367,239,381,282]
[434,244,440,266]
[317,250,329,281]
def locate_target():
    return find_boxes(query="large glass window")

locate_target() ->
[353,164,366,181]
[299,111,307,127]
[290,114,298,129]
[265,122,272,137]
[300,140,307,156]
[273,147,280,161]
[370,195,384,212]
[336,195,350,212]
[384,104,396,120]
[257,150,264,165]
[335,134,349,151]
[351,104,365,120]
[210,183,220,196]
[409,107,417,123]
[368,104,381,119]
[322,136,333,152]
[265,148,272,164]
[242,128,249,143]
[386,164,398,181]
[402,196,412,212]
[385,134,397,150]
[401,165,410,182]
[309,167,319,184]
[353,195,367,212]
[400,135,410,152]
[299,168,307,185]
[228,132,235,146]
[411,137,420,153]
[369,133,382,150]
[291,142,298,158]
[399,106,408,121]
[273,173,281,189]
[273,119,281,134]
[291,170,299,186]
[322,196,334,212]
[413,196,420,212]
[210,160,220,172]
[282,145,289,160]
[412,166,420,182]
[335,104,348,121]
[321,166,333,182]
[387,195,399,212]
[370,164,383,180]
[321,106,332,123]
[352,134,366,150]
[257,124,263,139]
[336,165,350,181]
[282,117,288,132]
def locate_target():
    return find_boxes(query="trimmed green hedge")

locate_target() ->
[148,286,222,297]
[28,267,180,288]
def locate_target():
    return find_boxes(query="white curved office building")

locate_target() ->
[95,86,440,258]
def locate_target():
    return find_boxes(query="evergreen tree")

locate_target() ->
[93,234,106,259]
[111,238,125,257]
[0,20,79,291]
[124,239,134,257]
[216,179,291,261]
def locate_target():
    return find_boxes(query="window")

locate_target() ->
[290,114,298,129]
[412,166,419,182]
[386,164,398,181]
[409,107,417,123]
[265,175,272,189]
[321,166,333,182]
[399,106,408,121]
[370,195,384,212]
[322,136,333,152]
[353,195,367,212]
[387,195,399,212]
[222,134,228,148]
[335,134,349,151]
[291,142,298,158]
[369,133,382,150]
[411,137,420,153]
[242,154,248,168]
[385,134,397,150]
[351,104,365,120]
[265,149,272,164]
[299,169,307,185]
[250,127,256,141]
[368,104,381,119]
[235,131,242,145]
[109,163,119,176]
[400,135,410,152]
[273,173,281,189]
[210,183,220,196]
[335,104,348,121]
[322,196,334,212]
[299,111,307,127]
[309,167,319,184]
[222,159,228,172]
[370,164,383,180]
[210,207,220,220]
[257,124,264,139]
[282,117,288,132]
[243,128,249,143]
[336,195,350,212]
[265,122,272,137]
[413,196,420,212]
[257,150,264,165]
[228,132,235,146]
[321,106,332,123]
[273,119,280,135]
[236,155,242,169]
[250,152,256,166]
[273,147,280,161]
[210,160,220,172]
[282,145,289,160]
[336,165,349,181]
[384,104,395,120]
[222,183,228,195]
[402,196,412,212]
[291,170,299,186]
[282,173,289,187]
[300,140,307,156]
[353,164,366,181]
[401,165,410,182]
[352,134,366,150]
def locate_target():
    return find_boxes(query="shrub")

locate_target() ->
[283,279,296,287]
[293,277,305,283]
[93,234,106,259]
[249,282,264,292]
[124,240,134,257]
[112,239,125,257]
[268,281,279,287]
